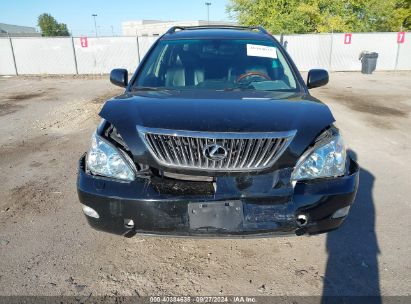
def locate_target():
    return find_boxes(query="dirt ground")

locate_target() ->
[0,72,410,298]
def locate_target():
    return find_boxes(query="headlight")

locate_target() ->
[292,131,346,181]
[86,133,136,181]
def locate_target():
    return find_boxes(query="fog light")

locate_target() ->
[332,206,351,219]
[124,219,134,229]
[296,214,308,227]
[82,205,99,219]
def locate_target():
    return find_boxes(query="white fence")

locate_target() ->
[73,37,139,74]
[0,32,409,75]
[285,32,410,71]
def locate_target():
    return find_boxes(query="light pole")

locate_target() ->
[205,2,211,24]
[92,14,98,37]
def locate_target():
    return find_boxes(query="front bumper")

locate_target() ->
[77,155,359,237]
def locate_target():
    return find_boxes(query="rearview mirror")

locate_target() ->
[110,69,128,88]
[307,69,329,89]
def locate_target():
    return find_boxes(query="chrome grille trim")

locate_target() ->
[137,126,296,172]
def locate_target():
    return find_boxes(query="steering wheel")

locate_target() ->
[237,71,271,83]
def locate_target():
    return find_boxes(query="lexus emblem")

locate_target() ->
[203,144,228,161]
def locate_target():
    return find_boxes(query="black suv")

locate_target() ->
[77,26,359,237]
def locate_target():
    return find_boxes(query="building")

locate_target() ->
[122,20,237,37]
[0,23,40,37]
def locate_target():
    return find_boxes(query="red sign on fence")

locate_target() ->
[80,37,88,48]
[344,33,352,44]
[397,32,405,44]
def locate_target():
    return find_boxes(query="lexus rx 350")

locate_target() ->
[77,26,359,237]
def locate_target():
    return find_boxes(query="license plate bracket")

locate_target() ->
[188,201,243,232]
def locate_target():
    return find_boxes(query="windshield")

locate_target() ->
[132,39,299,92]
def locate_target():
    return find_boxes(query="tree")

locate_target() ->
[38,13,70,37]
[226,0,411,34]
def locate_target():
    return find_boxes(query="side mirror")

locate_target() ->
[307,69,329,89]
[110,69,128,88]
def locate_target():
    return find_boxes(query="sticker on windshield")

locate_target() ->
[247,44,278,59]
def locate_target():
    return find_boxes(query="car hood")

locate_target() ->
[99,90,335,169]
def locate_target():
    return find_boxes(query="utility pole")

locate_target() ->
[92,14,98,37]
[111,25,114,36]
[205,2,211,24]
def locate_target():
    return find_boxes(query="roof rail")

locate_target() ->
[166,25,269,35]
[166,26,186,34]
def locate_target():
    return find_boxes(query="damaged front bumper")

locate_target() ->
[77,155,359,237]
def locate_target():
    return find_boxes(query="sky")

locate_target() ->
[1,0,232,36]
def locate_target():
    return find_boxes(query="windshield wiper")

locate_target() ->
[132,86,174,92]
[221,87,254,91]
[221,84,256,91]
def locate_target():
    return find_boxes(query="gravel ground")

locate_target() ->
[0,72,410,297]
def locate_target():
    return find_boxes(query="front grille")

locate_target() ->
[138,126,296,172]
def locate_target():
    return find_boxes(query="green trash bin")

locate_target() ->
[359,51,378,74]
